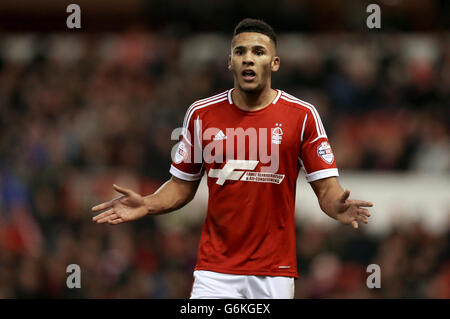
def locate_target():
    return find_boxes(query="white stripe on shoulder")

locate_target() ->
[280,94,327,139]
[309,135,327,144]
[300,114,308,143]
[280,95,322,137]
[192,91,228,107]
[183,96,227,137]
[281,93,326,136]
[182,91,228,129]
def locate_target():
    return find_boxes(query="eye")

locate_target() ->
[235,49,243,55]
[255,50,264,56]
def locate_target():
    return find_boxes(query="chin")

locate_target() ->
[239,82,263,93]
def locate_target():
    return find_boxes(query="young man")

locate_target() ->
[91,18,373,299]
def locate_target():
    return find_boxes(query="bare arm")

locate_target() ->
[145,176,201,215]
[310,177,373,229]
[91,176,200,225]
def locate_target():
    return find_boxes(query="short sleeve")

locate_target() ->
[299,109,339,182]
[169,108,204,181]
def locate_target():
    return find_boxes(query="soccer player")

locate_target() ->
[91,18,373,299]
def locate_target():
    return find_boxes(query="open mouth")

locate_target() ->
[242,70,256,81]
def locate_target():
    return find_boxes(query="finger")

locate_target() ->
[357,215,368,224]
[113,184,132,196]
[93,209,115,222]
[357,208,371,217]
[91,195,123,212]
[96,212,119,224]
[95,217,110,224]
[340,189,351,203]
[108,217,124,225]
[351,220,359,229]
[92,200,114,212]
[354,200,374,208]
[94,216,110,224]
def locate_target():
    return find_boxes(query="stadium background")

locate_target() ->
[0,0,449,298]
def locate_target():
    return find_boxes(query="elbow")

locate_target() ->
[318,199,327,214]
[175,189,196,210]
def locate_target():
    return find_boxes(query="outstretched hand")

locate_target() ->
[91,184,148,225]
[335,189,373,229]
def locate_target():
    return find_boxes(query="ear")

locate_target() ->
[271,56,280,72]
[227,55,232,70]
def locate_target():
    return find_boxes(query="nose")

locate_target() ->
[242,52,254,66]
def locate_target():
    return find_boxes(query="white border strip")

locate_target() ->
[228,88,282,105]
[228,88,234,104]
[272,89,282,104]
[169,165,203,181]
[305,168,339,182]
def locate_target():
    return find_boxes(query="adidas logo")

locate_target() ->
[213,130,227,141]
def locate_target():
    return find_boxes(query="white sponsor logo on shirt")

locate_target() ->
[171,122,281,173]
[208,160,285,185]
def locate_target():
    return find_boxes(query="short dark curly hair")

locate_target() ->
[233,18,277,47]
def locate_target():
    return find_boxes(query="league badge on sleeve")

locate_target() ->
[317,141,334,164]
[174,141,188,164]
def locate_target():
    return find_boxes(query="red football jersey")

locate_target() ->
[170,89,338,278]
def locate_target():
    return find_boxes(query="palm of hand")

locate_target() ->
[113,195,145,221]
[92,184,147,225]
[336,190,372,229]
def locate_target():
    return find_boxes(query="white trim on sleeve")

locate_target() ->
[169,165,203,181]
[305,168,339,182]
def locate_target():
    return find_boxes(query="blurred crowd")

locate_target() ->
[0,217,448,298]
[0,31,449,298]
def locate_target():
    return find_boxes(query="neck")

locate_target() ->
[232,85,277,112]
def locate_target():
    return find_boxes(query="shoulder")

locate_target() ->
[278,91,327,137]
[182,90,230,126]
[188,90,229,113]
[277,91,321,117]
[193,90,230,105]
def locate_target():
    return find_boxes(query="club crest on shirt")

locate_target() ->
[174,141,188,164]
[317,141,334,164]
[272,123,283,145]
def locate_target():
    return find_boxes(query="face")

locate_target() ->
[228,32,280,93]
